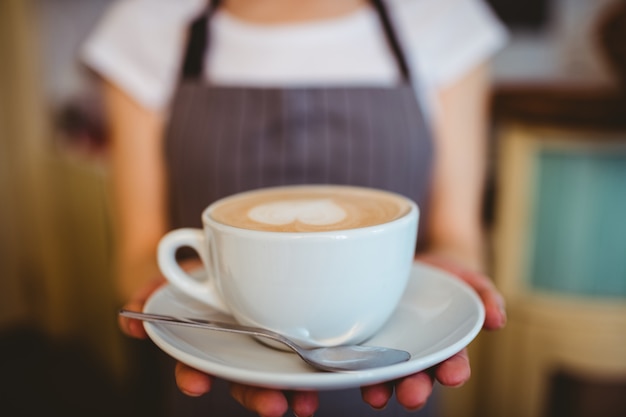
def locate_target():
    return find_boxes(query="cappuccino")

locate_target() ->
[159,184,418,347]
[209,185,410,232]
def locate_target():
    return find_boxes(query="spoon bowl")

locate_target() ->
[119,309,410,372]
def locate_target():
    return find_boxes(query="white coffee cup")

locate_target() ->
[158,185,418,348]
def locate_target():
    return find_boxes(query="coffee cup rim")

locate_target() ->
[201,185,418,236]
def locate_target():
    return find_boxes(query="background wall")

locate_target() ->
[0,1,147,416]
[492,0,619,87]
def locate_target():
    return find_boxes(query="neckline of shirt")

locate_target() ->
[212,5,379,45]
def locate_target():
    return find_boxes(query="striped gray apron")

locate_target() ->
[161,1,437,415]
[165,0,433,244]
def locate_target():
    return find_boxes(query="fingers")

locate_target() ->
[230,383,289,417]
[434,349,471,387]
[118,299,149,338]
[417,253,507,330]
[175,362,212,397]
[289,391,319,417]
[394,372,434,411]
[118,277,166,339]
[457,268,506,330]
[474,280,507,330]
[362,373,434,412]
[229,385,318,417]
[361,382,394,410]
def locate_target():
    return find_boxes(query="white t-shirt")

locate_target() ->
[82,0,507,116]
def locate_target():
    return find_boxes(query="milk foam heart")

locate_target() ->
[209,185,411,232]
[247,199,347,226]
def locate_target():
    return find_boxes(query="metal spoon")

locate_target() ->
[119,309,410,372]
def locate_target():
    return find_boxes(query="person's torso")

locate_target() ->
[164,0,434,251]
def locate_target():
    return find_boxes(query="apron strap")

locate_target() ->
[180,0,220,80]
[370,0,412,83]
[180,0,412,83]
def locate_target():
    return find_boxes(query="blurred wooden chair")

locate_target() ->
[481,90,626,417]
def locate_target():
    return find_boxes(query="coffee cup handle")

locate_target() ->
[157,228,230,314]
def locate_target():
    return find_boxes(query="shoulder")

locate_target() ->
[81,0,206,109]
[386,0,504,32]
[386,0,508,87]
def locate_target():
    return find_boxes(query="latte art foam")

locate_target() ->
[248,199,347,226]
[209,186,411,232]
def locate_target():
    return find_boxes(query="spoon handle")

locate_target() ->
[119,309,297,350]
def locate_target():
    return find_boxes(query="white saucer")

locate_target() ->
[143,261,485,390]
